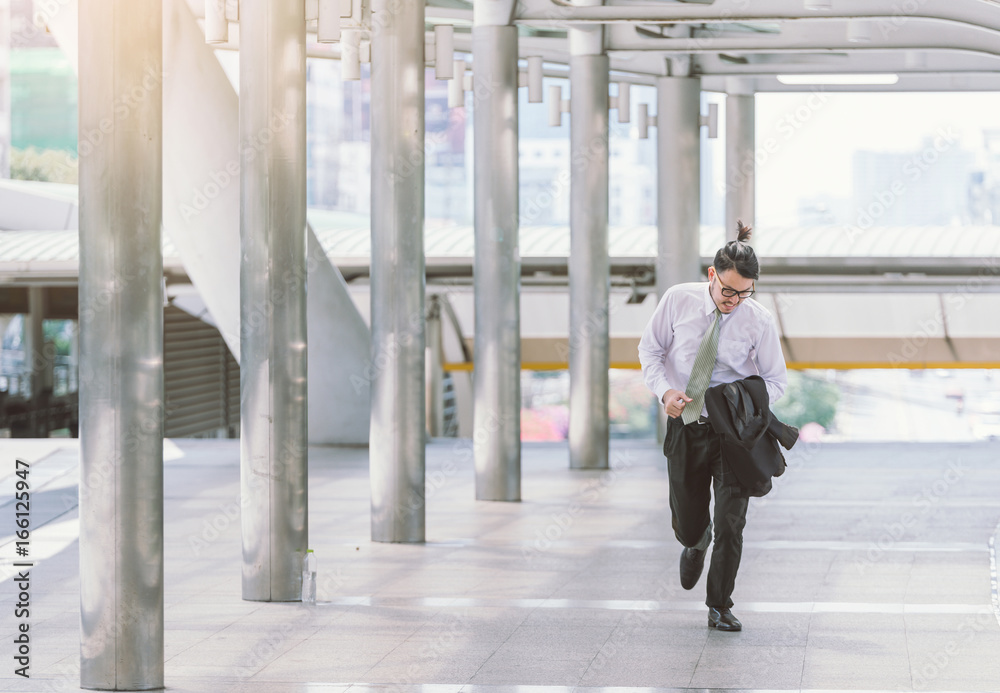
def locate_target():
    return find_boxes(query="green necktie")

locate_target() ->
[682,308,722,425]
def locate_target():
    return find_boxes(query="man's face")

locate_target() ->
[708,266,755,314]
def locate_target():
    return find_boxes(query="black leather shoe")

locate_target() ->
[679,547,706,590]
[708,607,742,632]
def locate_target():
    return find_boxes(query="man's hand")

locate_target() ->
[662,389,692,419]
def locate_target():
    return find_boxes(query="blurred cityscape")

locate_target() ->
[6,2,1000,444]
[520,368,1000,444]
[9,16,1000,231]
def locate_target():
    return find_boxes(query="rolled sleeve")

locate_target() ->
[756,315,788,404]
[638,292,676,402]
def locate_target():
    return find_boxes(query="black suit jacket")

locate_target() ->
[704,375,798,497]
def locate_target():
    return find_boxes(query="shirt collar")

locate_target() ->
[702,282,718,316]
[703,281,738,320]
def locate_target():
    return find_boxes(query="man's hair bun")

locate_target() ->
[714,219,759,280]
[736,220,752,244]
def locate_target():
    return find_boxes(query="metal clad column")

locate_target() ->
[568,14,609,470]
[370,0,426,542]
[657,76,702,294]
[78,0,163,687]
[726,90,755,241]
[240,0,308,600]
[26,287,46,401]
[473,2,520,501]
[426,295,443,438]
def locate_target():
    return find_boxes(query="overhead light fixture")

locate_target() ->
[846,19,872,43]
[317,0,341,43]
[803,0,832,9]
[615,82,630,124]
[905,51,928,69]
[777,73,899,85]
[434,25,455,81]
[449,60,467,108]
[527,56,544,104]
[548,85,564,127]
[341,29,362,81]
[204,0,228,44]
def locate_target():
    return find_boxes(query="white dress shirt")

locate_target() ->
[638,281,788,415]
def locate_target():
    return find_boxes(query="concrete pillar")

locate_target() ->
[472,1,520,501]
[655,76,702,444]
[725,91,755,241]
[656,76,702,293]
[369,0,426,543]
[78,0,164,687]
[239,0,308,601]
[426,295,444,438]
[568,12,609,471]
[25,286,46,399]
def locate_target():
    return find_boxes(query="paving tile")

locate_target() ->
[5,438,1000,692]
[801,648,912,689]
[579,644,704,687]
[690,643,805,689]
[468,655,592,686]
[358,661,480,686]
[519,607,624,628]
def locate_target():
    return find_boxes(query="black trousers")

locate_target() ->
[663,415,749,609]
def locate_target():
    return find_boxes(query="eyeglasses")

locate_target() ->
[715,277,755,300]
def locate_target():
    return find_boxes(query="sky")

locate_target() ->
[748,91,1000,226]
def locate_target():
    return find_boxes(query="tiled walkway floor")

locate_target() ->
[1,437,999,692]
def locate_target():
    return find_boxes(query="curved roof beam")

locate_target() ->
[606,18,1000,63]
[516,0,1000,35]
[695,51,1000,76]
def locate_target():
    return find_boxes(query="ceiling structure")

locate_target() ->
[8,1,1000,366]
[192,0,1000,91]
[441,0,1000,93]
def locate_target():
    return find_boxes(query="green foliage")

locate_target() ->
[11,147,78,184]
[772,370,840,429]
[43,320,74,357]
[608,370,658,438]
